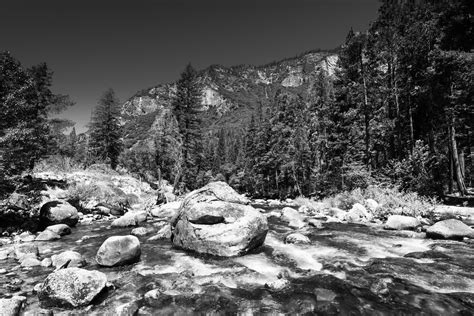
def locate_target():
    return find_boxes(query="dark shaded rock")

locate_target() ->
[404,250,451,259]
[39,201,79,228]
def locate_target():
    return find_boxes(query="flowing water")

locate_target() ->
[1,212,473,315]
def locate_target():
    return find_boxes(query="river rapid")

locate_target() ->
[1,210,473,315]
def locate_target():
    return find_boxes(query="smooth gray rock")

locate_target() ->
[426,219,474,240]
[45,224,71,236]
[51,251,85,268]
[96,235,141,267]
[384,215,420,231]
[35,230,61,241]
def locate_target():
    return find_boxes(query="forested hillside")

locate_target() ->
[115,0,472,199]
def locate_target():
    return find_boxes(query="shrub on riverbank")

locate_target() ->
[296,185,436,218]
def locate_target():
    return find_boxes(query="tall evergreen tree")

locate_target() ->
[0,52,71,174]
[88,89,122,169]
[172,64,203,191]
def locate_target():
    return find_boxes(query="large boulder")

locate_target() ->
[111,211,147,227]
[51,251,85,268]
[426,219,474,240]
[96,235,141,267]
[38,268,107,307]
[171,182,267,257]
[384,215,420,231]
[39,201,79,227]
[0,296,26,316]
[150,201,181,221]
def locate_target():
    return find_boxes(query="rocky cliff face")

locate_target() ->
[121,50,339,149]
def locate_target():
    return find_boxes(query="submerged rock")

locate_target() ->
[38,267,107,307]
[0,296,26,316]
[39,201,79,227]
[384,215,420,231]
[14,243,39,260]
[96,235,141,266]
[45,224,71,236]
[171,182,267,257]
[426,219,474,240]
[285,233,311,244]
[20,256,41,267]
[35,230,61,241]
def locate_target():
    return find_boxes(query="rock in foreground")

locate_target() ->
[96,235,141,266]
[38,268,107,307]
[426,219,474,240]
[171,182,268,257]
[0,296,26,316]
[39,201,79,227]
[384,215,420,231]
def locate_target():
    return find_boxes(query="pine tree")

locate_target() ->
[0,52,70,174]
[88,89,123,170]
[172,64,203,190]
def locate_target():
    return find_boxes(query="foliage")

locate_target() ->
[88,89,123,169]
[172,64,203,191]
[0,52,72,175]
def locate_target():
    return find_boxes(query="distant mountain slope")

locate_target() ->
[121,50,339,149]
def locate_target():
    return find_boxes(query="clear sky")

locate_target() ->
[0,0,381,133]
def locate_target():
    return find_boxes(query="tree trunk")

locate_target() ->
[360,58,370,168]
[449,118,468,196]
[408,96,414,153]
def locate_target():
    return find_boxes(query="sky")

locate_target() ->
[0,0,381,133]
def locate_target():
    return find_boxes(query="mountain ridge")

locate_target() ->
[121,49,339,150]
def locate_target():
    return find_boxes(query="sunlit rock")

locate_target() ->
[171,182,267,257]
[384,215,420,231]
[281,207,306,229]
[0,296,26,316]
[426,219,474,240]
[38,268,107,307]
[96,235,141,267]
[51,251,85,268]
